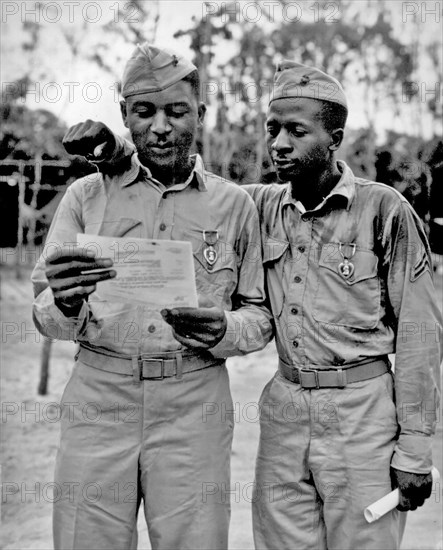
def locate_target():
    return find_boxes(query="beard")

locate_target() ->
[272,148,333,207]
[275,153,328,185]
[132,130,192,181]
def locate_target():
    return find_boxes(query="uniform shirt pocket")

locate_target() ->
[313,243,381,329]
[193,243,238,306]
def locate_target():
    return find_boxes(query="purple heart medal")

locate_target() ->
[338,242,356,279]
[202,230,219,268]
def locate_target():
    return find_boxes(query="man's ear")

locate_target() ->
[197,102,207,127]
[120,100,128,128]
[329,128,344,151]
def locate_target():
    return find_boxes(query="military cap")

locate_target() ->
[121,43,197,99]
[270,60,347,109]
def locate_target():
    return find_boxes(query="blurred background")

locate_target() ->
[1,2,442,549]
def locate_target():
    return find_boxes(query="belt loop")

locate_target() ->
[132,356,142,385]
[175,351,183,380]
[336,368,346,388]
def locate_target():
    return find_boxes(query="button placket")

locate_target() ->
[156,192,174,239]
[285,216,311,361]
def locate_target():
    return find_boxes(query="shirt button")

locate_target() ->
[148,324,156,333]
[159,223,167,231]
[291,307,298,315]
[293,276,302,283]
[292,340,299,348]
[298,246,305,253]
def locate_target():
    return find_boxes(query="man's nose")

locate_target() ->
[272,129,292,154]
[151,111,171,135]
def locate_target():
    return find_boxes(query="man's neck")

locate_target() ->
[291,162,342,211]
[143,158,195,188]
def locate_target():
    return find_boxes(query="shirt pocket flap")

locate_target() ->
[263,236,289,264]
[262,236,288,318]
[86,218,142,238]
[319,244,378,285]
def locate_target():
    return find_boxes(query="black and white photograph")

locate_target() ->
[1,1,442,549]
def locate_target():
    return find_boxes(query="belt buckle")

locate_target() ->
[140,358,165,380]
[298,368,320,389]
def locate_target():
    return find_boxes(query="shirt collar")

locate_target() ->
[120,153,207,191]
[282,160,355,214]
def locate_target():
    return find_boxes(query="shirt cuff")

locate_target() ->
[391,435,434,473]
[209,311,240,359]
[33,287,89,340]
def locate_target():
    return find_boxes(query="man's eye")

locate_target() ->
[266,126,278,137]
[167,108,188,117]
[289,127,306,137]
[134,108,154,117]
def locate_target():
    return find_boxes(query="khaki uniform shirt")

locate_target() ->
[32,153,273,359]
[246,160,442,473]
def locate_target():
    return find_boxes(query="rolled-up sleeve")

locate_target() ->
[385,201,442,473]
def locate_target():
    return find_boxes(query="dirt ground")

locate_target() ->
[1,263,442,550]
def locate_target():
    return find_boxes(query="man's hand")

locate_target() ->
[63,120,116,161]
[391,467,433,511]
[161,296,227,349]
[45,246,116,317]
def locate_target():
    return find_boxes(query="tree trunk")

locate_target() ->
[15,161,26,280]
[38,337,52,395]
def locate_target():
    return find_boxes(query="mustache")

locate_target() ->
[133,131,174,148]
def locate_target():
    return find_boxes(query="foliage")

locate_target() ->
[1,80,67,161]
[175,1,439,184]
[0,0,159,248]
[173,0,440,228]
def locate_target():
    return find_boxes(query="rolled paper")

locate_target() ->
[364,488,401,523]
[364,467,440,523]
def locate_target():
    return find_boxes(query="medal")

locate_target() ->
[338,242,356,280]
[202,230,219,267]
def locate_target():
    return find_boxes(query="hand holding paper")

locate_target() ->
[45,245,116,316]
[364,467,440,523]
[161,295,227,350]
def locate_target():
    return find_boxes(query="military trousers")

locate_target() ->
[252,370,407,550]
[53,359,234,550]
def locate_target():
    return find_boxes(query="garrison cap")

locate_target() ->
[270,60,347,109]
[121,43,197,99]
